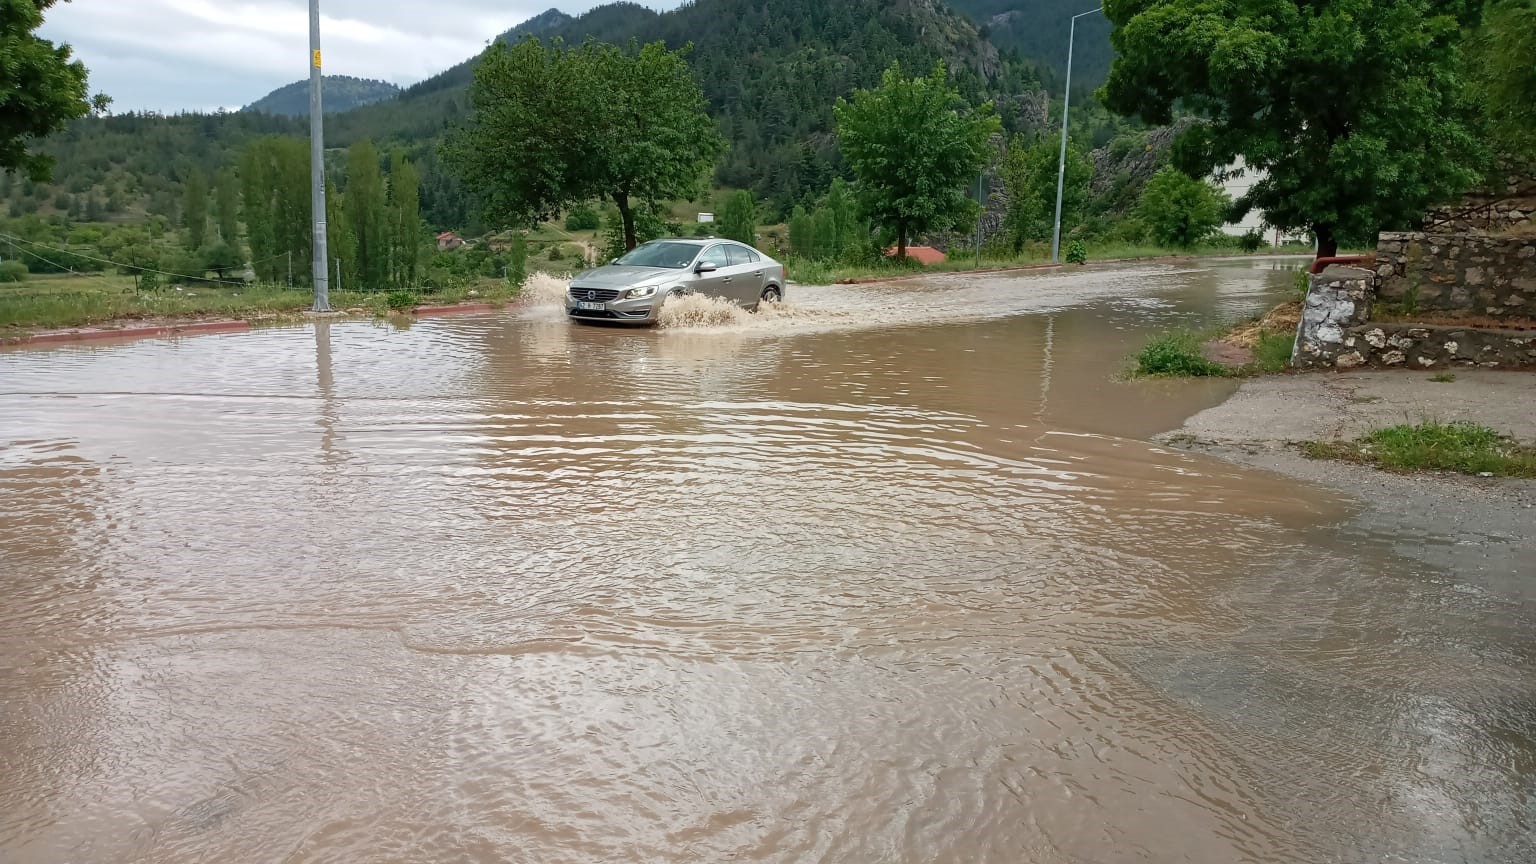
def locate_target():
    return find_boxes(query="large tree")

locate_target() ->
[1001,134,1091,250]
[1,0,92,180]
[835,63,1000,259]
[1472,0,1536,163]
[1101,0,1487,257]
[445,38,722,251]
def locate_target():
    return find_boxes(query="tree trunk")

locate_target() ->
[896,223,908,261]
[614,192,636,252]
[1314,224,1339,260]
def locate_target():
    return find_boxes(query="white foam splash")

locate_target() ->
[656,293,750,328]
[521,272,571,308]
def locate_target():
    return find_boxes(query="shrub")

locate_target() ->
[564,205,600,232]
[1065,240,1087,265]
[385,290,420,311]
[546,245,563,261]
[0,260,28,283]
[507,232,528,288]
[694,222,714,237]
[1238,229,1266,253]
[1137,166,1230,249]
[1132,332,1228,377]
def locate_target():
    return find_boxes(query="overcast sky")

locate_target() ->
[40,1,682,114]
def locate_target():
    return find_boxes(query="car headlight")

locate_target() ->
[622,286,658,299]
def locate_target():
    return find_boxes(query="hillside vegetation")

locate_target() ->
[244,76,402,117]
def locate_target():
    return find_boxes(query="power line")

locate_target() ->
[0,231,247,286]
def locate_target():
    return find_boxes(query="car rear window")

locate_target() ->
[727,245,760,266]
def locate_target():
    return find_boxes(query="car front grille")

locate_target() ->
[569,287,621,302]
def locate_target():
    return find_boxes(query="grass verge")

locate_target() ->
[1,274,523,332]
[1301,421,1536,478]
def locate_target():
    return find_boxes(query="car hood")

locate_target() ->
[570,266,680,289]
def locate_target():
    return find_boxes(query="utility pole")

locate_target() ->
[975,172,983,269]
[1052,6,1103,264]
[287,250,293,288]
[309,0,331,311]
[335,257,341,294]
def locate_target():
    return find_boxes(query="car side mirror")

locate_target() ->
[695,261,717,274]
[610,258,620,266]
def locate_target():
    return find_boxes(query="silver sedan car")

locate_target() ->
[566,238,787,325]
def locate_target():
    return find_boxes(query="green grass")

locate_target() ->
[1301,421,1536,477]
[1131,331,1229,377]
[0,273,522,332]
[1430,372,1457,383]
[1253,330,1295,374]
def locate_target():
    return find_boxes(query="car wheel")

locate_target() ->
[754,285,782,312]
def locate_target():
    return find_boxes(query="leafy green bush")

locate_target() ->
[1137,166,1231,249]
[0,260,28,283]
[1065,240,1087,265]
[1132,332,1228,377]
[507,232,528,288]
[385,290,420,311]
[564,205,600,232]
[546,244,563,261]
[1239,230,1266,253]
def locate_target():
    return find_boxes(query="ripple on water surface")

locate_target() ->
[1,263,1531,864]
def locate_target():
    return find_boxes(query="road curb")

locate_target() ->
[5,319,251,347]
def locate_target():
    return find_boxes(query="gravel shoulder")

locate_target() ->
[1157,370,1536,592]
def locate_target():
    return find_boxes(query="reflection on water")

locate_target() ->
[1,260,1531,863]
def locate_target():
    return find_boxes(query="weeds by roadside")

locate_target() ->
[1301,421,1536,478]
[1130,327,1294,378]
[1131,332,1229,377]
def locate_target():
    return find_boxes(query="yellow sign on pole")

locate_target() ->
[312,50,322,68]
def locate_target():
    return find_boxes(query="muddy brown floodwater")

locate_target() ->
[2,260,1532,863]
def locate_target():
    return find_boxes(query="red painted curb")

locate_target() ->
[412,302,500,316]
[8,319,251,347]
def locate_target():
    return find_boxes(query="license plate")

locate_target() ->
[577,301,605,310]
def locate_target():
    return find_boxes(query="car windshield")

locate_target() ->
[615,241,700,269]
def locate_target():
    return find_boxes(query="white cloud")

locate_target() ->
[38,1,681,113]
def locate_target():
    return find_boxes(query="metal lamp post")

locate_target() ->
[1051,6,1104,264]
[309,0,330,311]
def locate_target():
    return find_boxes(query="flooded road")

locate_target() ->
[2,260,1532,863]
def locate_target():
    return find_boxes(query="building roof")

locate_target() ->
[887,245,947,265]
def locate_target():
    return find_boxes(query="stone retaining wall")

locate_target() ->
[1293,266,1374,369]
[1327,324,1536,370]
[1376,231,1536,318]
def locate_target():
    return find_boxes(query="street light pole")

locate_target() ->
[1051,6,1103,264]
[309,0,330,311]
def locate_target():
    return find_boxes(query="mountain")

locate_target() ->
[13,0,1054,231]
[948,1,1114,91]
[244,76,402,116]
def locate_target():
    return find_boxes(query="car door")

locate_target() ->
[692,244,732,300]
[724,244,765,305]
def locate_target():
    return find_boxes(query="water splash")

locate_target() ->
[521,272,571,308]
[656,293,750,328]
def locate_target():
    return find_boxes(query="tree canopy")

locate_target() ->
[1472,0,1536,163]
[1136,166,1230,249]
[1101,0,1487,256]
[1,0,93,179]
[445,37,722,251]
[835,63,1000,258]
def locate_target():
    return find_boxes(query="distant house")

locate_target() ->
[436,231,466,251]
[885,245,947,266]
